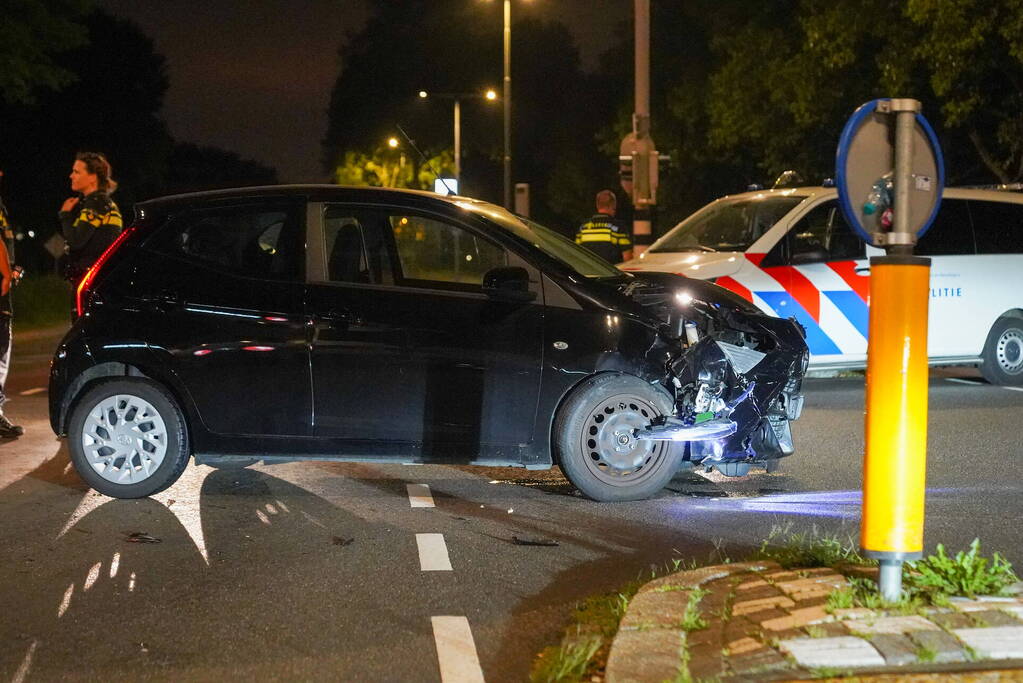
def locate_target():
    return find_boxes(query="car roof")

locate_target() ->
[135,184,501,213]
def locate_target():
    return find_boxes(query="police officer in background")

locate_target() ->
[59,152,122,317]
[574,189,633,265]
[0,168,24,438]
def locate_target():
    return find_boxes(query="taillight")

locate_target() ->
[75,227,135,317]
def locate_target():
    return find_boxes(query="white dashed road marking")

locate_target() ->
[407,483,435,508]
[431,616,485,683]
[416,533,453,571]
[1004,386,1023,392]
[12,639,39,683]
[945,378,983,385]
[19,387,46,396]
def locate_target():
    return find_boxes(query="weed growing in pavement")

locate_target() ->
[904,538,1019,600]
[809,666,853,678]
[753,524,873,569]
[678,588,709,631]
[915,644,938,663]
[803,625,828,639]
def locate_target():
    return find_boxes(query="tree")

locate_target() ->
[0,0,92,104]
[164,143,278,194]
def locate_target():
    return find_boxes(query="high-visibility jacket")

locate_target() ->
[59,190,122,280]
[574,213,631,264]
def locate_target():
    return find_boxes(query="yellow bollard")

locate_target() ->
[861,255,931,571]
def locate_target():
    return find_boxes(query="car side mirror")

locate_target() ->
[482,266,536,303]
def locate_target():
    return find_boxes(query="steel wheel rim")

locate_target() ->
[577,391,668,488]
[81,394,169,484]
[996,327,1023,375]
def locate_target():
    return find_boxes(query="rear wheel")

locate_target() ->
[554,374,684,502]
[981,317,1023,386]
[68,379,190,498]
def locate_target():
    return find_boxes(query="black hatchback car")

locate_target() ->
[50,186,808,501]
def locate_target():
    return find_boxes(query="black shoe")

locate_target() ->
[0,415,23,438]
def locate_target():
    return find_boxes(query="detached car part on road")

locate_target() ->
[50,186,808,502]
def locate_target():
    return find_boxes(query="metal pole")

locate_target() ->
[891,100,919,255]
[454,98,461,183]
[503,0,512,209]
[632,0,652,255]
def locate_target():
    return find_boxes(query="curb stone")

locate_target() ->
[605,564,1023,682]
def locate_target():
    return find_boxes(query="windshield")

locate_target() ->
[460,200,623,278]
[651,195,805,253]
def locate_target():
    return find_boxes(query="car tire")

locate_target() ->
[980,317,1023,386]
[554,373,684,502]
[68,378,190,498]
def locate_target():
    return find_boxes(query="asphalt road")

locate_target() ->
[2,338,1021,681]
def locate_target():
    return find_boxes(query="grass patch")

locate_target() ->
[916,644,938,663]
[904,538,1019,600]
[529,579,644,682]
[753,524,873,569]
[11,273,68,330]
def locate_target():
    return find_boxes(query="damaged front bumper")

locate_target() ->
[640,307,808,475]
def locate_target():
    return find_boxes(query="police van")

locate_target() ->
[620,186,1023,385]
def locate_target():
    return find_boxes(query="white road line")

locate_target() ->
[408,483,435,508]
[945,378,983,385]
[1004,386,1023,392]
[416,533,453,571]
[12,639,39,683]
[431,616,485,683]
[19,387,46,396]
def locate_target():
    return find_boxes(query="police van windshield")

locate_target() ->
[651,195,805,253]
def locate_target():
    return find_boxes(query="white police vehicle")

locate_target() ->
[621,186,1023,385]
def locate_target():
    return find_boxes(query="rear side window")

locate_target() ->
[322,206,390,284]
[916,199,974,256]
[148,202,303,280]
[968,199,1023,254]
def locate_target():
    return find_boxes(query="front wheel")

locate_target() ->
[981,317,1023,386]
[554,374,684,502]
[68,378,190,498]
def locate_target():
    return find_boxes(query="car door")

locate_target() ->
[758,198,869,363]
[134,198,310,436]
[305,202,544,458]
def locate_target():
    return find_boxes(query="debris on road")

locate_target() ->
[124,532,161,544]
[512,536,559,547]
[332,536,354,547]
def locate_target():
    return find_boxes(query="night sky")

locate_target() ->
[97,1,631,182]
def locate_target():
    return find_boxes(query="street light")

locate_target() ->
[418,89,498,185]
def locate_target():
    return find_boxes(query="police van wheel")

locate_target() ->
[981,317,1023,386]
[554,373,684,502]
[67,379,190,498]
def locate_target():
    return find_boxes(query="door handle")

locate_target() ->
[312,310,351,328]
[854,266,871,275]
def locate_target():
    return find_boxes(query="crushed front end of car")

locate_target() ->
[625,273,808,476]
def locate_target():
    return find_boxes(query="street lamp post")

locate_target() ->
[503,0,512,209]
[418,89,497,189]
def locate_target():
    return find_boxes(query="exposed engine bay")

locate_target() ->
[624,274,809,476]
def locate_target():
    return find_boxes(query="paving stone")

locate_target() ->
[969,609,1023,627]
[733,595,796,616]
[727,646,790,676]
[769,627,806,642]
[868,633,919,666]
[908,629,968,663]
[844,614,941,635]
[831,608,874,621]
[778,636,885,669]
[764,571,801,582]
[723,618,760,643]
[605,628,686,683]
[948,597,1021,612]
[812,622,850,638]
[761,605,831,632]
[725,636,762,655]
[737,578,770,590]
[775,575,847,597]
[952,626,1023,659]
[1004,606,1023,620]
[926,611,975,630]
[619,589,695,631]
[735,584,787,602]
